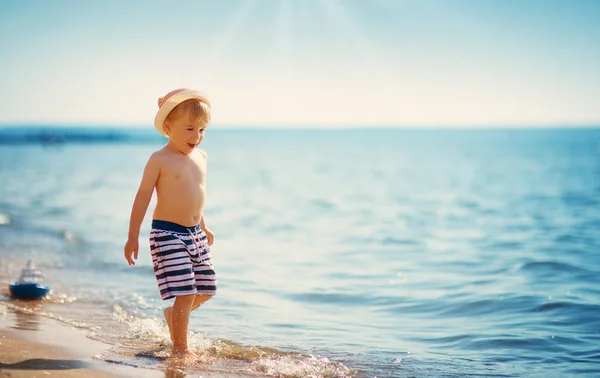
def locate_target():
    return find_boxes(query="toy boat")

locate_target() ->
[9,260,51,300]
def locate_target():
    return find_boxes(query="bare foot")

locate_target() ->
[170,348,198,361]
[164,307,174,344]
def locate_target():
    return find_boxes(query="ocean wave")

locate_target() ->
[106,304,354,378]
[519,260,596,276]
[288,292,380,307]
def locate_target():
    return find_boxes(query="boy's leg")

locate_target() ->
[165,294,213,344]
[164,307,175,344]
[171,294,196,357]
[191,294,213,311]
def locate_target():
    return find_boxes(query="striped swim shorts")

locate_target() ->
[149,219,217,300]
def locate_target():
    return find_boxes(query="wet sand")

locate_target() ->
[0,330,122,378]
[0,300,263,378]
[0,302,163,378]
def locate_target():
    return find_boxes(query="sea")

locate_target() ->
[0,126,599,378]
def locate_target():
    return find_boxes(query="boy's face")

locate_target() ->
[164,114,207,154]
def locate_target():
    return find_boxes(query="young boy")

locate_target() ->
[124,88,216,359]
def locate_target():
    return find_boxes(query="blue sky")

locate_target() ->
[1,0,599,128]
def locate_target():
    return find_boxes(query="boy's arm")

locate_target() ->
[127,154,160,241]
[124,154,160,265]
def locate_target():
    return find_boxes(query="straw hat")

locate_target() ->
[154,88,211,137]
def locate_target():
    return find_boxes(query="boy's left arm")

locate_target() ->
[200,215,214,246]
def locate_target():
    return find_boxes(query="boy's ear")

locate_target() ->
[163,121,171,135]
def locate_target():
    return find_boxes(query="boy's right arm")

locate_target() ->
[124,154,160,266]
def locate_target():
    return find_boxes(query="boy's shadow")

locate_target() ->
[0,358,87,370]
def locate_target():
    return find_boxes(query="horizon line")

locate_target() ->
[1,123,600,130]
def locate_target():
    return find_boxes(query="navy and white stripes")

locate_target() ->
[149,220,217,300]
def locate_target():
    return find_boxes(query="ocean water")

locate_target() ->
[1,127,600,377]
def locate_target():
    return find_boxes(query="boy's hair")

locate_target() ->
[166,99,211,126]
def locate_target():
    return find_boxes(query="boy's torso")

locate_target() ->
[153,148,207,227]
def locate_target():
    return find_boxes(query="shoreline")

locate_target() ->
[0,302,164,378]
[0,301,265,378]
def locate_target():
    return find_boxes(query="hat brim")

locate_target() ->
[154,90,211,137]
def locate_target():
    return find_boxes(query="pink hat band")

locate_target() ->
[158,88,190,109]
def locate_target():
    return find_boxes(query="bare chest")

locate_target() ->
[160,157,206,188]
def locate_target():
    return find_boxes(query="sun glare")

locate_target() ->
[204,0,256,70]
[317,0,391,74]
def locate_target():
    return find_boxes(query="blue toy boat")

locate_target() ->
[9,260,51,300]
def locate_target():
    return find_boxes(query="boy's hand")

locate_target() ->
[124,239,139,265]
[204,227,215,246]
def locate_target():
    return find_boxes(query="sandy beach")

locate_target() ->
[0,298,268,378]
[0,301,164,378]
[0,330,118,378]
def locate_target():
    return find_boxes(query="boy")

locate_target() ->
[124,88,216,359]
